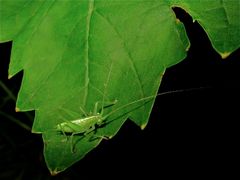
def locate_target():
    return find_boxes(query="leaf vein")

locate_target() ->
[95,10,146,101]
[83,0,95,106]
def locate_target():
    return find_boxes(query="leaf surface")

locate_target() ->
[0,0,239,174]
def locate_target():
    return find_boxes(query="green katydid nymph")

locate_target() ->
[56,88,200,139]
[56,62,118,142]
[56,100,118,137]
[56,114,102,135]
[55,62,207,153]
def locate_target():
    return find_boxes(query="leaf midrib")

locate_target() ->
[83,0,95,106]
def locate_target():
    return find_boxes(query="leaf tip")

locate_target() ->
[176,18,181,24]
[50,169,60,176]
[106,135,113,139]
[8,74,13,79]
[140,123,147,130]
[186,42,191,51]
[220,52,231,59]
[15,107,20,112]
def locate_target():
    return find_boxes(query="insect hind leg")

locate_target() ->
[58,124,69,142]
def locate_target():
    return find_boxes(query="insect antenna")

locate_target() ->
[100,61,114,115]
[102,86,211,122]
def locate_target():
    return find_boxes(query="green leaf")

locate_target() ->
[169,0,240,58]
[0,0,239,174]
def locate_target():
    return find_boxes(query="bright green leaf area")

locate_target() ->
[0,0,239,174]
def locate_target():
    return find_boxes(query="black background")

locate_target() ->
[0,7,239,179]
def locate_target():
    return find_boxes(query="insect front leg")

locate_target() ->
[94,100,118,115]
[93,101,100,115]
